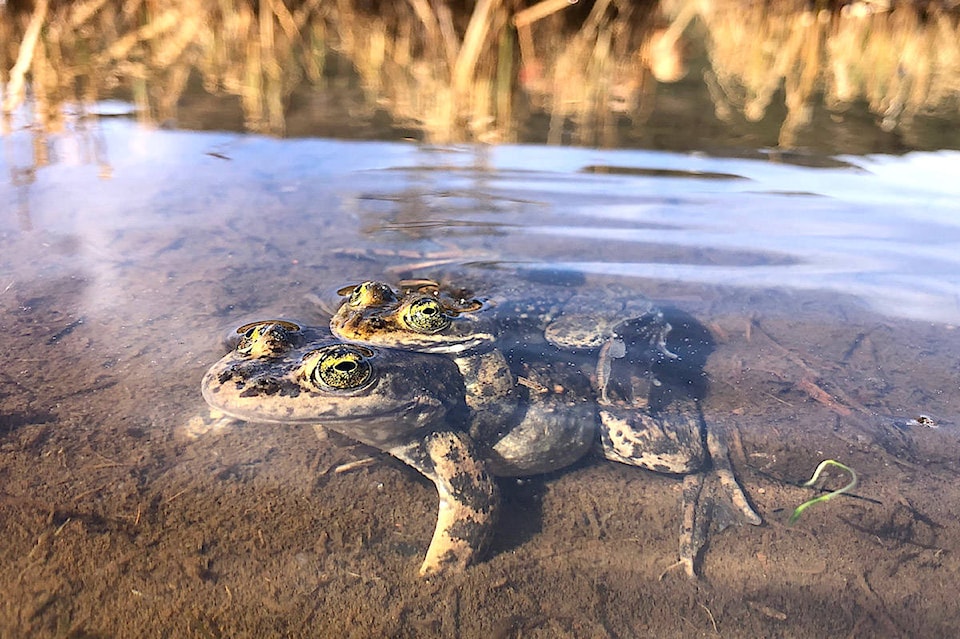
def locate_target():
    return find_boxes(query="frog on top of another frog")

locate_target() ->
[329,275,762,577]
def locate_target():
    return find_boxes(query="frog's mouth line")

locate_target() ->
[334,331,494,354]
[205,395,440,428]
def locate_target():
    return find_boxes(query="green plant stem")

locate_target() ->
[789,459,858,524]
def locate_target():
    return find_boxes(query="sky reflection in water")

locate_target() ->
[4,119,960,325]
[495,146,960,323]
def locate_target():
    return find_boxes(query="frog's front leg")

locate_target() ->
[388,430,500,576]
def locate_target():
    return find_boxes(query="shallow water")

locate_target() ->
[3,1,960,633]
[3,115,960,636]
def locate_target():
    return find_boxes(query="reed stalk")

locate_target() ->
[0,0,957,148]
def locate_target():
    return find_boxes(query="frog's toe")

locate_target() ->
[675,429,761,578]
[706,428,762,526]
[389,430,500,576]
[678,472,708,578]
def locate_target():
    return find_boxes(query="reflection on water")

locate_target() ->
[3,0,960,153]
[700,0,960,148]
[4,118,958,323]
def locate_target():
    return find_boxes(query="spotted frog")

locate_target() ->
[330,278,762,576]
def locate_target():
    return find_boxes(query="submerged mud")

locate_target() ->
[2,228,959,637]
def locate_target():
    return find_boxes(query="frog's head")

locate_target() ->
[331,281,496,354]
[230,319,305,358]
[201,322,467,447]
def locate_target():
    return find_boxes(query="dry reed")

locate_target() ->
[695,0,960,147]
[0,0,958,151]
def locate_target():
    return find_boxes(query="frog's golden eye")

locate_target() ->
[304,345,374,390]
[237,325,265,354]
[400,297,452,334]
[340,281,397,308]
[235,320,301,357]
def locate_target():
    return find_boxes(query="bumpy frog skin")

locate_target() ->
[330,279,762,577]
[202,321,498,575]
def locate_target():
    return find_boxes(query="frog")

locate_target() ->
[201,320,500,575]
[329,279,672,470]
[329,278,762,577]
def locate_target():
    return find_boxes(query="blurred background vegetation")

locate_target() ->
[2,0,960,152]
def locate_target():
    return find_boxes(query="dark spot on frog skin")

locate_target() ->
[447,514,495,543]
[443,447,465,465]
[278,382,301,398]
[240,378,282,397]
[448,470,497,515]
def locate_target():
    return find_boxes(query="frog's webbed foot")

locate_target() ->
[603,401,762,577]
[705,428,762,528]
[388,430,500,576]
[676,428,762,578]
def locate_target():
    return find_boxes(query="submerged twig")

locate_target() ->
[333,457,377,474]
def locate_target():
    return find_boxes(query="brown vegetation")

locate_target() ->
[1,0,959,148]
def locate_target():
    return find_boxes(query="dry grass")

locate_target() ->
[695,0,960,147]
[1,0,959,149]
